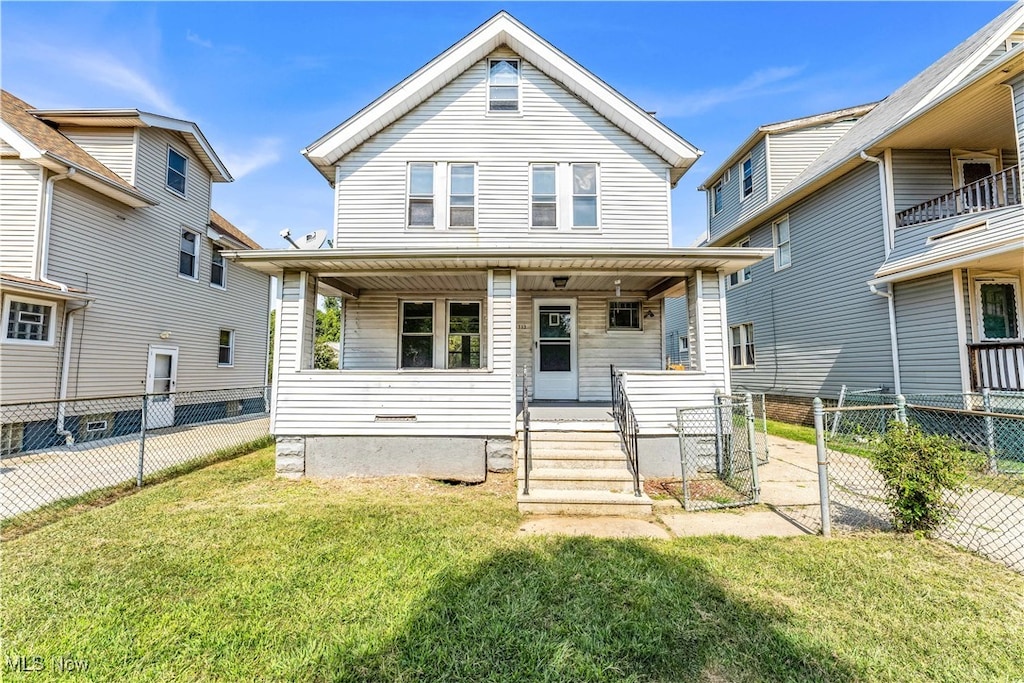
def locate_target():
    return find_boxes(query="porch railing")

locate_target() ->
[520,364,531,496]
[610,365,642,497]
[969,342,1024,392]
[895,165,1020,227]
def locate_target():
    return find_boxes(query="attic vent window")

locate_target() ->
[488,59,520,112]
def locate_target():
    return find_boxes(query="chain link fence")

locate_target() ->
[1,386,271,535]
[815,392,1024,573]
[675,394,765,511]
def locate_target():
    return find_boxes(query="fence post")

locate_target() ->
[745,392,760,504]
[760,394,770,464]
[137,394,147,488]
[895,394,908,425]
[813,398,831,538]
[713,389,725,476]
[982,388,998,474]
[830,384,847,438]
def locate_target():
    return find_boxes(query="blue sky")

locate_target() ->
[2,1,1012,248]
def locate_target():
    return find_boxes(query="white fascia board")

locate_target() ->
[303,12,699,178]
[0,120,43,158]
[869,238,1024,286]
[138,112,233,182]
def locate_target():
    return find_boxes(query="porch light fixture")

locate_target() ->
[644,310,655,320]
[614,278,621,297]
[552,276,569,289]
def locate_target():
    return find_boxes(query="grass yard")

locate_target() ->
[4,448,1024,682]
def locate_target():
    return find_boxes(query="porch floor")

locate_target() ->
[518,401,614,423]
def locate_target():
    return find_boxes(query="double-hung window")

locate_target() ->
[3,297,56,345]
[408,163,435,228]
[728,238,752,288]
[488,59,520,112]
[179,228,199,279]
[210,247,226,288]
[572,163,598,228]
[712,178,724,216]
[167,147,188,196]
[218,329,234,366]
[448,164,476,228]
[530,164,557,228]
[608,301,642,331]
[447,302,481,368]
[730,323,755,368]
[773,216,791,271]
[741,155,753,199]
[401,302,434,368]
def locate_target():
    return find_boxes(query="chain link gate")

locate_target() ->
[676,394,762,511]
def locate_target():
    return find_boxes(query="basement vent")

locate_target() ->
[79,413,115,442]
[374,415,418,422]
[226,400,242,417]
[86,420,109,432]
[1,423,24,457]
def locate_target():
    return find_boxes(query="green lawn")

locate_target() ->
[4,448,1024,682]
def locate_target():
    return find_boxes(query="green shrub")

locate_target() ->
[872,422,969,533]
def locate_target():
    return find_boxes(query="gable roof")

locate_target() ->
[1,90,156,207]
[209,209,261,250]
[27,108,232,182]
[303,11,701,186]
[706,1,1024,246]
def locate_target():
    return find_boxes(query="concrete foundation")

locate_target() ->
[303,435,488,482]
[486,437,514,473]
[637,436,683,478]
[275,436,306,480]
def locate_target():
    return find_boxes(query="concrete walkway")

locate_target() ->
[1,415,269,518]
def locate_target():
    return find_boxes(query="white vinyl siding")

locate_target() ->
[0,159,42,277]
[893,273,966,395]
[62,129,136,184]
[708,138,768,240]
[767,120,860,197]
[890,149,955,212]
[333,51,671,249]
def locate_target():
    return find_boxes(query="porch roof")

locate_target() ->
[222,246,775,279]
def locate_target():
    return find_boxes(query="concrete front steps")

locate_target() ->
[516,421,654,516]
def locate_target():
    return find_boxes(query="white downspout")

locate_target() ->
[869,284,902,395]
[859,152,892,257]
[56,300,91,443]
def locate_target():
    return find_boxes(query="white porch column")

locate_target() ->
[488,269,517,434]
[686,269,730,393]
[273,270,316,478]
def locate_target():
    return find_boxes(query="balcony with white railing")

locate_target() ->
[895,166,1021,228]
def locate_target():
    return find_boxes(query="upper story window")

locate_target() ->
[730,323,755,368]
[166,147,188,196]
[179,228,199,279]
[741,155,753,199]
[448,164,476,228]
[773,216,791,271]
[218,329,235,367]
[3,297,56,345]
[408,162,435,228]
[728,237,752,288]
[531,164,557,228]
[572,163,598,228]
[488,59,520,112]
[712,178,724,216]
[210,246,226,288]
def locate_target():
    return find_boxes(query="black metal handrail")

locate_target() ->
[521,364,531,496]
[610,365,641,497]
[895,166,1020,227]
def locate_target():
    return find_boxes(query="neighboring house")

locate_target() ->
[226,12,771,511]
[0,91,272,453]
[700,4,1024,422]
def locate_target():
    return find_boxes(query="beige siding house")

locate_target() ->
[0,91,272,453]
[227,12,771,513]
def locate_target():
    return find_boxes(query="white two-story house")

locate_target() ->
[0,91,271,454]
[701,4,1024,422]
[227,12,770,512]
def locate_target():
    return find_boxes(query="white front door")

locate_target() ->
[533,299,578,400]
[146,346,178,429]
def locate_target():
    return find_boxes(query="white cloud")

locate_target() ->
[186,30,213,49]
[653,66,806,117]
[220,138,284,179]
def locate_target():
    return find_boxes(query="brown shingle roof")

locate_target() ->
[209,209,261,250]
[1,90,142,195]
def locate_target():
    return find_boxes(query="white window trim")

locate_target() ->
[166,145,188,198]
[447,163,478,230]
[772,215,792,272]
[529,162,558,229]
[445,299,484,369]
[722,168,732,183]
[210,246,227,290]
[486,58,522,115]
[218,329,235,367]
[972,276,1024,342]
[399,300,437,369]
[2,295,57,346]
[740,154,753,201]
[178,227,200,281]
[711,178,724,217]
[406,162,436,230]
[952,153,998,188]
[606,300,644,333]
[729,322,755,369]
[570,162,601,230]
[727,238,752,289]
